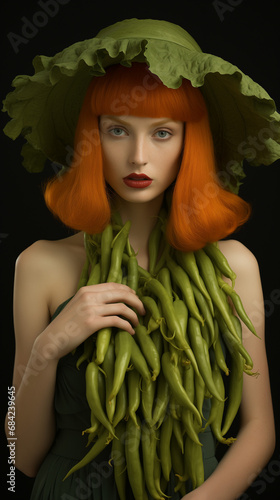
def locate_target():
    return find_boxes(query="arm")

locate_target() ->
[183,240,275,500]
[5,242,58,477]
[5,240,145,477]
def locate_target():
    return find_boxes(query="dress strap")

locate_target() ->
[51,296,73,321]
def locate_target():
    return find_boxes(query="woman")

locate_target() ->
[3,18,278,500]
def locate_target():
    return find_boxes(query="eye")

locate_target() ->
[154,130,171,139]
[109,127,126,136]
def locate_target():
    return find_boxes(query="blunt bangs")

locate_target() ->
[89,63,205,122]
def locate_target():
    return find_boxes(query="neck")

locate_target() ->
[112,194,164,269]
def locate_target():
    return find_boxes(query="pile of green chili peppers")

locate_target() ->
[63,209,257,499]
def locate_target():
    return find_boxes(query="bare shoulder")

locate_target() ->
[217,239,259,277]
[16,232,85,280]
[15,232,86,316]
[11,233,86,390]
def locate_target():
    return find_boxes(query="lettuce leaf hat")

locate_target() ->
[3,18,280,193]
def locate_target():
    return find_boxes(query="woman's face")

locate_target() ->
[99,115,184,205]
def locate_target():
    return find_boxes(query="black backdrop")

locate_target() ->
[1,1,280,499]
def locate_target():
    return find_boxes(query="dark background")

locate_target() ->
[1,1,280,499]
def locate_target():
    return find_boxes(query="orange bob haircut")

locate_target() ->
[44,63,251,251]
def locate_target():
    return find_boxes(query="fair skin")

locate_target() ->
[99,115,185,268]
[5,116,275,499]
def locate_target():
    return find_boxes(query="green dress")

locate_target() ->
[30,298,218,500]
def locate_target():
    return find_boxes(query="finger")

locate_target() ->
[98,303,140,326]
[96,315,136,335]
[104,291,145,314]
[76,284,146,316]
[87,283,137,294]
[92,289,145,315]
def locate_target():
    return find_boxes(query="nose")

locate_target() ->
[128,136,148,167]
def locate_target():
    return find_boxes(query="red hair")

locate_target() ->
[44,63,250,251]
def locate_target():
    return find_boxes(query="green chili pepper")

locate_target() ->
[213,319,229,376]
[173,298,188,341]
[183,433,204,489]
[112,380,127,428]
[122,252,152,281]
[195,250,240,343]
[142,423,165,499]
[110,421,127,500]
[102,342,116,423]
[221,315,246,436]
[188,318,224,402]
[144,278,201,378]
[157,267,173,301]
[135,324,161,381]
[176,249,214,314]
[97,368,106,410]
[127,369,141,427]
[85,361,116,437]
[87,261,101,286]
[148,212,165,275]
[82,411,100,443]
[170,434,186,496]
[182,363,202,445]
[204,242,236,287]
[159,414,173,482]
[217,275,258,338]
[125,416,146,500]
[162,352,202,425]
[141,379,156,427]
[95,327,112,365]
[154,242,171,276]
[127,254,139,292]
[216,310,253,370]
[208,361,236,445]
[150,371,170,428]
[192,283,215,346]
[100,223,113,282]
[173,418,184,454]
[63,428,112,480]
[107,221,131,283]
[138,294,163,325]
[202,361,225,432]
[166,257,204,324]
[109,330,133,401]
[150,330,164,359]
[194,371,205,420]
[130,339,152,384]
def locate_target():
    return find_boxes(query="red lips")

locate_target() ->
[123,173,153,189]
[124,173,152,180]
